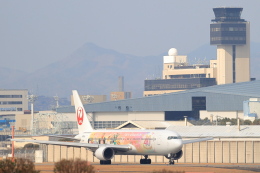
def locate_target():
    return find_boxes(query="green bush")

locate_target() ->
[253,119,260,125]
[243,120,252,125]
[0,158,40,173]
[54,158,95,173]
[0,159,15,173]
[23,143,40,149]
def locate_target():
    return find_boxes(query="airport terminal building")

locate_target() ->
[57,80,260,129]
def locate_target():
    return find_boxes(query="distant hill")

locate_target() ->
[0,67,28,86]
[1,43,162,99]
[1,42,259,105]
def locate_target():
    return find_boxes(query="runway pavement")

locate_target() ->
[34,162,260,173]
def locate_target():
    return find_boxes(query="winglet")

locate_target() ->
[72,90,93,133]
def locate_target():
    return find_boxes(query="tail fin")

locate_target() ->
[72,90,93,133]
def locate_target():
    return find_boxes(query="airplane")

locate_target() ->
[12,90,213,165]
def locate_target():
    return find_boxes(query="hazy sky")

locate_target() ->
[1,0,259,72]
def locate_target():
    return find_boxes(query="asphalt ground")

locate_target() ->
[34,163,260,173]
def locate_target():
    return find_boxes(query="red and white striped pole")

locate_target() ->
[11,125,14,162]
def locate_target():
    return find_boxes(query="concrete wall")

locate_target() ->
[15,113,31,131]
[235,22,250,83]
[216,45,233,84]
[71,95,107,105]
[128,112,164,121]
[249,101,260,119]
[45,140,260,163]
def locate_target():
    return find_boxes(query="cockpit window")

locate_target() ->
[167,136,182,140]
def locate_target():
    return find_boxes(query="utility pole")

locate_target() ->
[54,95,59,108]
[27,94,37,135]
[216,115,218,126]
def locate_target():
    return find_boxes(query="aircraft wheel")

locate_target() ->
[140,159,151,164]
[169,160,175,165]
[100,160,111,165]
[140,159,146,164]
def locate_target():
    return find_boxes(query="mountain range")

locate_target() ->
[1,42,260,102]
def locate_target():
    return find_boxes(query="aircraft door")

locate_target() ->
[155,134,166,153]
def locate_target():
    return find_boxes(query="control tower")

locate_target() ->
[210,7,250,84]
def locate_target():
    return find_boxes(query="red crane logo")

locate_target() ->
[77,107,84,125]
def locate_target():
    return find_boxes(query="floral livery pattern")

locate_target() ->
[88,131,156,153]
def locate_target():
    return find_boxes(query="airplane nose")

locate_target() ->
[175,139,183,151]
[169,139,183,153]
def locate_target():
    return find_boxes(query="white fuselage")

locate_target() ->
[77,129,183,156]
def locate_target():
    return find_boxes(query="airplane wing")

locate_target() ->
[182,137,213,144]
[11,139,131,152]
[46,135,80,141]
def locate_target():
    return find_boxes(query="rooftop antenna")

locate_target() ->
[197,58,202,65]
[192,57,197,66]
[203,57,209,65]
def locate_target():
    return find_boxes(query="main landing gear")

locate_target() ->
[100,160,111,165]
[140,155,151,164]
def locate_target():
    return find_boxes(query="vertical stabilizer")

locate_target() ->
[72,90,93,133]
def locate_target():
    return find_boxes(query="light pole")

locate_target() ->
[27,94,37,135]
[184,116,188,126]
[53,95,59,109]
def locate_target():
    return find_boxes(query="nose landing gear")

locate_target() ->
[165,153,176,165]
[165,150,183,165]
[169,158,175,165]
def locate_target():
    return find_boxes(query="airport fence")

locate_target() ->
[0,146,37,162]
[0,130,37,161]
[43,140,260,164]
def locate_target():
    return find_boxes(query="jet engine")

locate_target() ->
[94,147,115,160]
[173,150,183,160]
[165,150,183,160]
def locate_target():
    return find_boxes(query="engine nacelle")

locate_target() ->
[173,150,183,160]
[94,147,115,160]
[165,150,183,160]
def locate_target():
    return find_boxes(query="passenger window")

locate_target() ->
[168,136,180,140]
